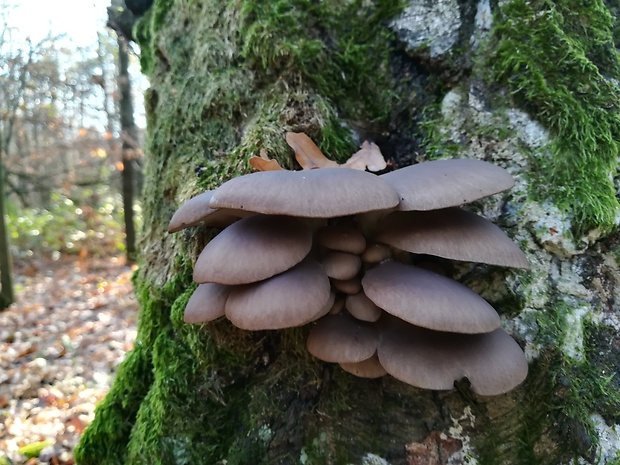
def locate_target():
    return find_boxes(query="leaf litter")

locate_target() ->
[0,256,138,464]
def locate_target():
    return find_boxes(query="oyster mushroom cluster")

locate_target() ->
[169,134,530,396]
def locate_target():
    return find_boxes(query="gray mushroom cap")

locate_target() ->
[378,319,528,395]
[168,190,249,232]
[184,283,230,324]
[340,353,387,378]
[362,261,500,334]
[320,251,362,280]
[315,225,367,254]
[306,313,379,363]
[345,292,383,322]
[375,208,529,269]
[380,159,515,211]
[193,215,313,285]
[225,260,331,330]
[209,168,400,217]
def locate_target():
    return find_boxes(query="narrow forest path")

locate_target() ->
[0,256,138,464]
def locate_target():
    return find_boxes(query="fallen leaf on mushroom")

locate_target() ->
[169,132,530,396]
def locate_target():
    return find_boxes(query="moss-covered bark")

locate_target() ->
[75,1,620,464]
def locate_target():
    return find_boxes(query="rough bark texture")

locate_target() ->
[75,0,620,464]
[0,152,15,310]
[117,36,138,264]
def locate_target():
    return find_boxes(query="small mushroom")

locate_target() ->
[225,260,331,330]
[362,261,500,334]
[320,251,362,280]
[328,294,346,315]
[183,283,230,324]
[380,159,515,211]
[209,168,400,218]
[375,208,529,269]
[315,225,367,254]
[340,353,387,378]
[307,313,379,363]
[345,292,382,322]
[378,319,528,395]
[193,215,312,285]
[331,276,362,295]
[360,243,392,265]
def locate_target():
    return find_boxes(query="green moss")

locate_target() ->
[472,296,620,465]
[490,0,620,236]
[239,0,405,124]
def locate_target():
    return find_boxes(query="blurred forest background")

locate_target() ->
[0,1,144,463]
[0,0,145,310]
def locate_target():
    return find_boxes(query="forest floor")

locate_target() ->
[0,255,138,465]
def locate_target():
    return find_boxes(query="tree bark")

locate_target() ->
[117,35,137,264]
[0,152,14,310]
[75,1,620,464]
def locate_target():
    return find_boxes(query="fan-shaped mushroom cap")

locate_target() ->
[362,261,500,334]
[168,191,249,232]
[183,283,230,324]
[225,260,331,330]
[360,243,392,264]
[346,292,382,322]
[209,168,400,218]
[378,320,528,395]
[304,291,337,323]
[321,251,362,280]
[193,215,312,285]
[375,208,529,269]
[380,159,515,211]
[307,313,379,363]
[331,277,362,295]
[329,295,346,315]
[340,353,387,378]
[315,225,367,254]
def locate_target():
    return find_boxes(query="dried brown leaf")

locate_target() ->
[285,132,338,170]
[341,141,387,172]
[249,149,284,171]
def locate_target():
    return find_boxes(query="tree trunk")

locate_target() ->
[0,152,14,311]
[117,35,137,264]
[75,1,620,464]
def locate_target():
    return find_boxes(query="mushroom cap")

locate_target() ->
[193,215,312,285]
[209,168,400,218]
[303,291,337,324]
[331,276,362,295]
[362,261,500,334]
[360,243,392,265]
[184,283,230,324]
[307,313,379,363]
[375,208,529,269]
[315,225,367,254]
[380,159,515,211]
[168,191,249,232]
[345,292,383,322]
[320,251,362,280]
[340,353,387,378]
[328,295,346,315]
[378,320,528,395]
[225,260,331,330]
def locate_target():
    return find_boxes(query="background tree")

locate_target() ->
[76,0,620,464]
[1,5,145,295]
